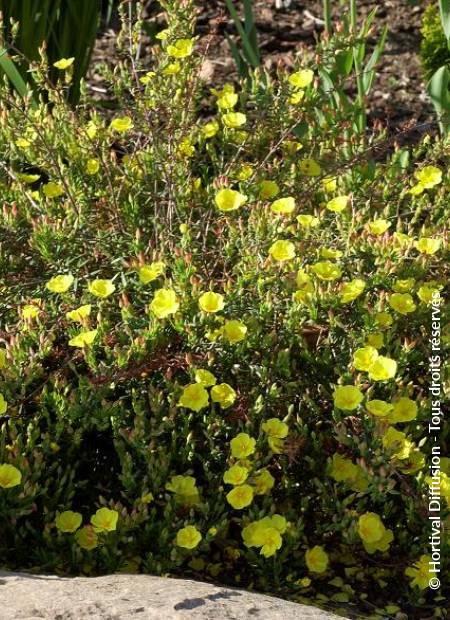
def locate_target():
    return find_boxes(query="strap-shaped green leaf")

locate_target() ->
[0,47,37,106]
[438,0,450,43]
[224,0,260,69]
[427,65,450,133]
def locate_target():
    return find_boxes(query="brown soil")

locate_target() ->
[88,0,435,137]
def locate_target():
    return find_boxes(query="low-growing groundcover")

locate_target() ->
[0,2,449,618]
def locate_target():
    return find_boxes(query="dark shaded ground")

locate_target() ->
[88,0,434,136]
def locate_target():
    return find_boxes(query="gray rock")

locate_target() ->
[0,572,348,619]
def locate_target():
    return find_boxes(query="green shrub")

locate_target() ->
[0,1,449,616]
[421,2,450,81]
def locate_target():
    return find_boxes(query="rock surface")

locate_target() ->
[0,572,347,619]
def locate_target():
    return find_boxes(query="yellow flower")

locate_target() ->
[138,262,165,284]
[202,120,220,138]
[242,517,285,557]
[258,527,283,557]
[259,180,280,200]
[261,418,288,439]
[271,197,296,214]
[88,279,116,298]
[86,158,100,175]
[340,279,366,303]
[178,384,209,412]
[177,137,195,158]
[17,173,40,183]
[367,219,390,235]
[46,274,74,294]
[297,214,319,228]
[150,288,179,318]
[289,69,314,88]
[215,188,247,212]
[226,484,254,509]
[363,528,394,554]
[223,112,246,128]
[326,195,349,213]
[86,121,97,139]
[223,464,249,486]
[414,165,442,188]
[75,525,98,550]
[399,449,426,475]
[269,240,296,261]
[322,177,337,192]
[389,293,416,315]
[358,512,386,544]
[393,232,413,246]
[415,237,441,255]
[392,278,415,293]
[166,38,195,58]
[43,182,64,198]
[293,284,314,304]
[21,304,39,319]
[15,138,32,148]
[297,577,312,587]
[163,61,181,75]
[91,507,119,532]
[211,383,236,409]
[329,454,358,482]
[382,427,412,459]
[217,91,238,110]
[166,475,200,506]
[230,433,256,459]
[68,330,97,348]
[253,469,275,495]
[199,291,225,313]
[299,159,321,176]
[176,525,202,549]
[195,369,217,387]
[305,546,329,573]
[0,464,22,488]
[389,397,418,423]
[333,385,363,411]
[223,320,247,344]
[368,356,397,381]
[353,346,378,371]
[405,555,434,589]
[110,116,134,133]
[53,57,75,70]
[366,400,393,418]
[321,247,343,259]
[139,70,156,85]
[311,261,342,281]
[156,29,169,40]
[375,311,393,328]
[366,332,384,349]
[0,393,7,415]
[0,349,6,369]
[66,305,92,322]
[289,90,305,105]
[417,284,441,304]
[56,511,82,533]
[296,269,312,289]
[140,492,154,504]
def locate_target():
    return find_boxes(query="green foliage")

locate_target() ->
[0,0,105,103]
[0,1,449,616]
[420,2,450,81]
[224,0,261,79]
[317,2,387,138]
